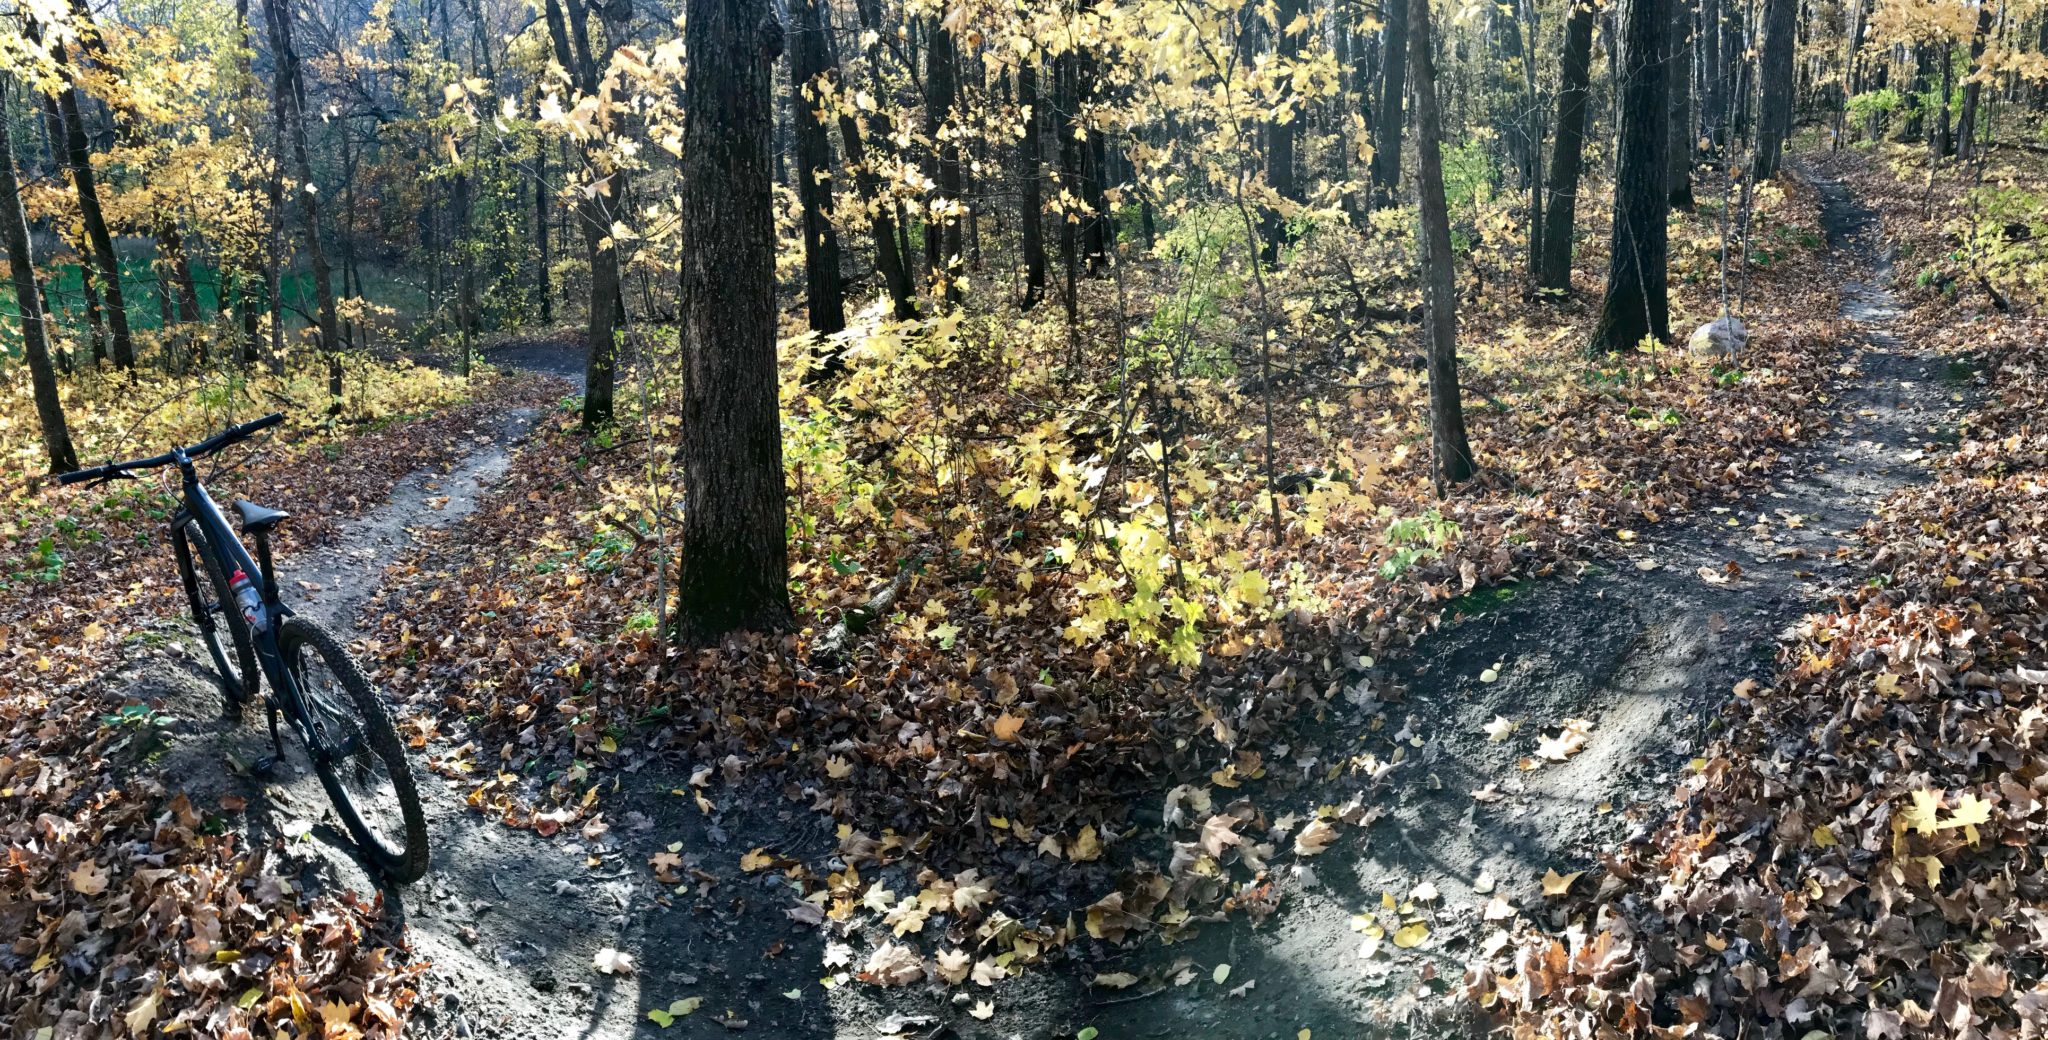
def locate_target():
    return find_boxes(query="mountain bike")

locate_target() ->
[59,413,429,883]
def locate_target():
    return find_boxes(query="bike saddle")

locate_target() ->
[233,499,292,533]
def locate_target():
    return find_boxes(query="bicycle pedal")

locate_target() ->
[253,754,282,777]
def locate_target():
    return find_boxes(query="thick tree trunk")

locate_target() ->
[1751,0,1795,179]
[1537,0,1596,293]
[1407,0,1475,488]
[788,0,847,334]
[1018,61,1048,309]
[676,0,795,644]
[47,40,135,369]
[1370,0,1410,206]
[1955,2,1995,160]
[1,76,78,473]
[1588,0,1672,353]
[1667,0,1696,208]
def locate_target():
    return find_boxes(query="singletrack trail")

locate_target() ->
[109,343,679,1040]
[953,164,1974,1037]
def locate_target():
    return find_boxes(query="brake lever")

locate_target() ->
[88,471,138,489]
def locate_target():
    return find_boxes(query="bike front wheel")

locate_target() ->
[278,616,430,883]
[177,521,258,708]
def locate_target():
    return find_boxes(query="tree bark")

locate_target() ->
[1667,0,1696,208]
[1262,0,1306,260]
[675,0,795,643]
[923,18,964,304]
[1018,61,1048,309]
[1370,0,1410,206]
[47,39,135,369]
[1,75,79,473]
[1751,0,1795,179]
[1955,1,1995,160]
[1407,0,1475,487]
[788,0,846,334]
[1588,0,1672,353]
[1537,0,1596,292]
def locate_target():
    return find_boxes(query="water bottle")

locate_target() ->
[229,568,267,632]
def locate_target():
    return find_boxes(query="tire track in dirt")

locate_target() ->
[960,164,1977,1038]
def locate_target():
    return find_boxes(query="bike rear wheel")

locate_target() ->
[176,521,258,708]
[278,616,430,883]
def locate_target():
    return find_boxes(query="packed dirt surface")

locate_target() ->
[894,164,1969,1038]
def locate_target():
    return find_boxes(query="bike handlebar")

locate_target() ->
[56,412,286,486]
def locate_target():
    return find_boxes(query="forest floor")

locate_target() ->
[10,146,2024,1040]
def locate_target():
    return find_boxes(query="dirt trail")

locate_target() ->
[92,172,1966,1040]
[109,349,688,1040]
[960,166,1971,1038]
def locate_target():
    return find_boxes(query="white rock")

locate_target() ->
[1688,315,1748,358]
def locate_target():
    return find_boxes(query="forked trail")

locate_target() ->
[106,177,1967,1040]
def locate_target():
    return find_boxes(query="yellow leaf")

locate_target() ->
[1900,789,1942,835]
[991,714,1025,742]
[1391,923,1429,948]
[740,848,775,872]
[1811,825,1837,847]
[1540,868,1583,897]
[1069,825,1103,862]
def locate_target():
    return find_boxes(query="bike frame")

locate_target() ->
[168,450,337,763]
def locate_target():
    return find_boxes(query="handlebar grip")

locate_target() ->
[55,465,108,486]
[239,412,287,437]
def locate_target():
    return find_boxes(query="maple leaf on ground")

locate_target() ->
[1539,868,1583,897]
[859,943,924,987]
[1293,819,1337,856]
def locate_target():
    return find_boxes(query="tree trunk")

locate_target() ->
[1537,0,1596,293]
[1,75,79,473]
[264,0,342,398]
[1588,0,1672,353]
[545,0,629,428]
[1667,0,1696,208]
[1370,0,1410,206]
[1018,61,1048,309]
[1407,0,1476,487]
[788,0,847,334]
[676,0,795,643]
[1955,2,1995,160]
[1262,0,1305,260]
[1751,0,1795,179]
[47,40,135,369]
[535,105,552,324]
[1901,44,1929,140]
[1699,0,1726,145]
[924,18,964,304]
[833,0,915,319]
[1054,53,1081,326]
